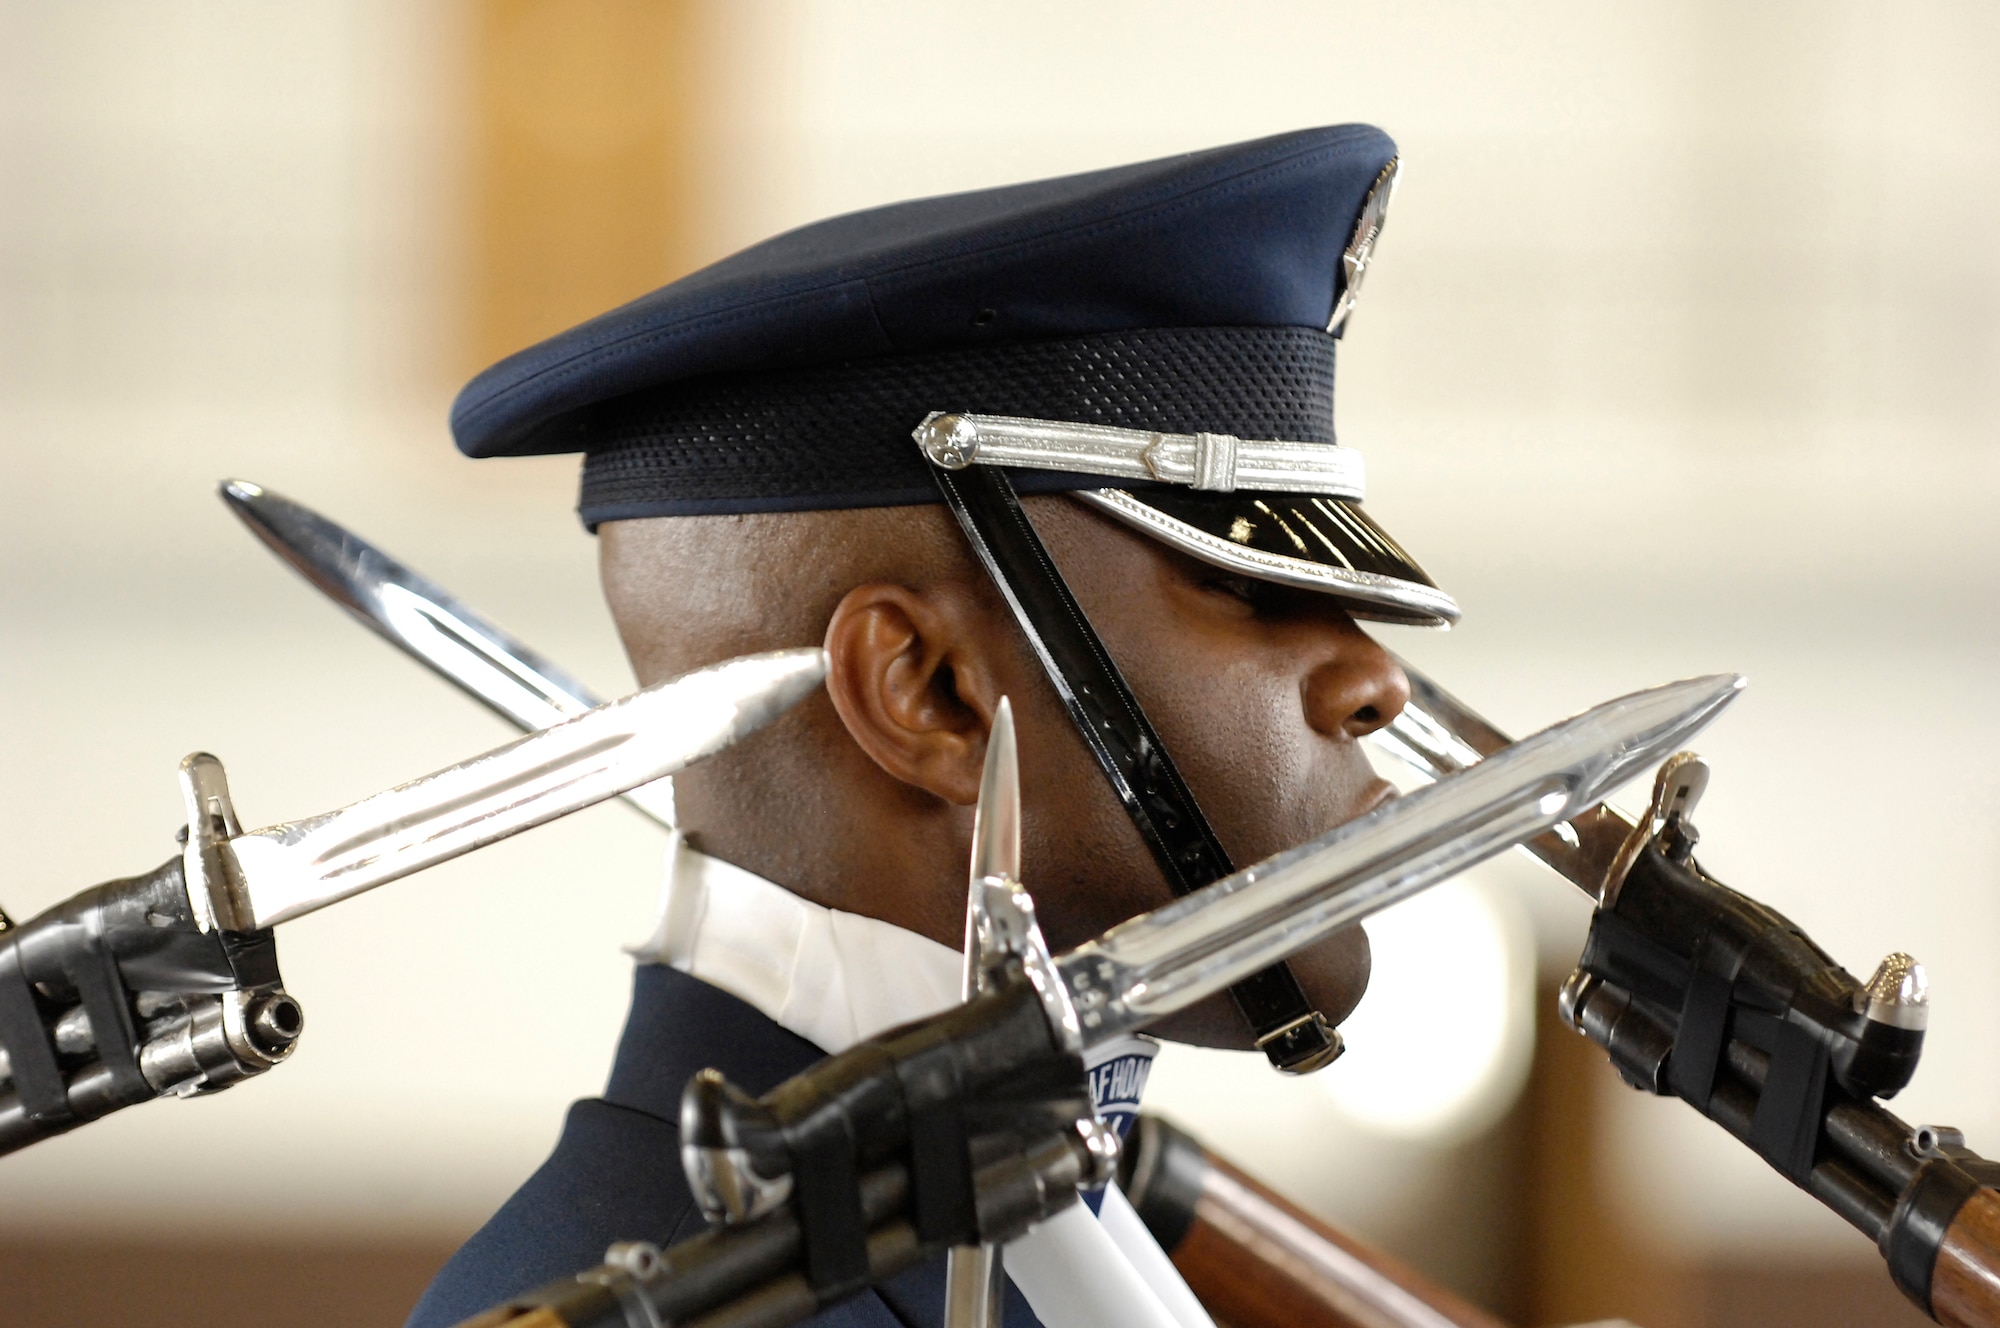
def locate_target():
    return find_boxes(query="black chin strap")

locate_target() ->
[930,463,1343,1074]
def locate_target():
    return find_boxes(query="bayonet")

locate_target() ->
[946,698,1030,1328]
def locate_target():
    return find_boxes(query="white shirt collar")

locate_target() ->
[627,830,965,1054]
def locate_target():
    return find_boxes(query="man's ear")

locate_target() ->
[822,582,1000,806]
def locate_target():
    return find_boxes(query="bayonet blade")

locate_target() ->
[220,480,676,829]
[969,697,1021,889]
[228,648,825,929]
[1057,673,1745,1046]
[1374,659,1637,896]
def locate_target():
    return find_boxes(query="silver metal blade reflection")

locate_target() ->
[220,479,677,829]
[1372,658,1638,896]
[1057,673,1745,1046]
[230,648,826,929]
[969,698,1022,893]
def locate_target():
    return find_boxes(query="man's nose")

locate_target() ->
[1302,628,1410,739]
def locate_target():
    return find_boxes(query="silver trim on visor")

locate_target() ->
[913,412,1366,498]
[1072,488,1461,628]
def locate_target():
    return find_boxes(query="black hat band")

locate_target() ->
[575,325,1337,526]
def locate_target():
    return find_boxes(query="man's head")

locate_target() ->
[453,125,1460,1055]
[599,493,1407,1046]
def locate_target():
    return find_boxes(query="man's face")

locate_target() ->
[1008,497,1409,1044]
[600,496,1407,1050]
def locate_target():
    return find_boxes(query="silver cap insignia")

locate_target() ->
[1326,157,1400,334]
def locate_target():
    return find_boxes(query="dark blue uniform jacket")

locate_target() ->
[407,963,1044,1328]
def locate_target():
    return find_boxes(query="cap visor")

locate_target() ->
[1074,488,1459,627]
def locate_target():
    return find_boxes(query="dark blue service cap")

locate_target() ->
[452,125,1459,625]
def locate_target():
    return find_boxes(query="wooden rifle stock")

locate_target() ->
[1119,1115,1507,1328]
[1930,1189,2000,1328]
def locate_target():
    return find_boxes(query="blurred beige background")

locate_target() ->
[1,3,1995,1325]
